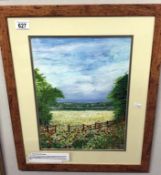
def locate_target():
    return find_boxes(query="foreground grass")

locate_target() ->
[40,121,126,150]
[50,110,114,125]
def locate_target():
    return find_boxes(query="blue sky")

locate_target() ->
[30,37,132,103]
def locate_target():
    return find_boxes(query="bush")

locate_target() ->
[108,74,128,121]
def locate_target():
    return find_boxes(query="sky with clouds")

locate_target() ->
[30,37,132,103]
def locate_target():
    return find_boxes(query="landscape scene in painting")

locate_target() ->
[30,36,132,150]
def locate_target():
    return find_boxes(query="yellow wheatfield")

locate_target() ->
[51,110,114,125]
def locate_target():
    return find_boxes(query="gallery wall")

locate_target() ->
[0,1,161,175]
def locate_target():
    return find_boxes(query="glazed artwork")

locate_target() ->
[30,36,132,150]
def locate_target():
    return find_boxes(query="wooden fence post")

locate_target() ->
[82,124,85,131]
[54,125,57,133]
[46,125,49,133]
[95,122,97,129]
[106,121,109,127]
[67,125,70,132]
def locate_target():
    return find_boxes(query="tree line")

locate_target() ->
[34,68,64,127]
[51,101,113,110]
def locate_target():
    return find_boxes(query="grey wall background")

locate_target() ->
[0,1,161,175]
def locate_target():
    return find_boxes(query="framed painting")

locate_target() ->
[0,4,161,172]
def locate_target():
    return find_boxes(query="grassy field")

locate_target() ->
[50,110,114,125]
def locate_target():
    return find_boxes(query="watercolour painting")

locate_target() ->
[29,36,132,150]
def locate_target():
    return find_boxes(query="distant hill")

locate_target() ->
[51,102,113,111]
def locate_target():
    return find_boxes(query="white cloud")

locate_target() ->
[31,37,131,102]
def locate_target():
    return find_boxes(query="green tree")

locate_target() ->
[34,68,64,127]
[108,73,128,121]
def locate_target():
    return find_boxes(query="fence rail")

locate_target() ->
[40,120,116,136]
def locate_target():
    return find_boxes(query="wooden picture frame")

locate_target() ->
[0,142,5,175]
[0,4,161,172]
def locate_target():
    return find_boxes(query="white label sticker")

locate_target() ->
[27,152,70,163]
[16,20,29,30]
[134,102,142,109]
